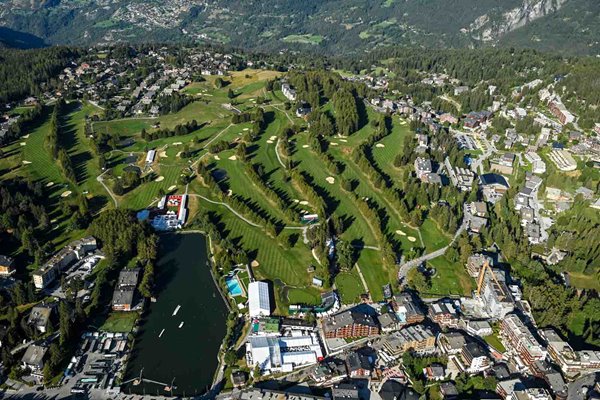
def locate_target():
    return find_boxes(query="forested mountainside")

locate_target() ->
[0,0,598,54]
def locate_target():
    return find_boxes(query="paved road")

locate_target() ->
[354,263,370,294]
[97,169,119,207]
[188,194,262,227]
[397,218,467,282]
[274,138,287,169]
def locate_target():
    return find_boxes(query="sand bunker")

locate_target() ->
[302,145,309,148]
[395,230,406,236]
[168,185,177,191]
[269,136,277,140]
[172,142,182,145]
[375,143,385,148]
[228,155,237,160]
[340,139,348,143]
[266,140,273,144]
[293,199,300,203]
[326,177,335,184]
[176,152,182,157]
[46,181,54,187]
[251,260,260,268]
[20,142,26,146]
[299,200,309,205]
[22,134,30,139]
[214,155,220,160]
[407,236,417,242]
[330,142,339,146]
[155,176,164,182]
[243,128,249,131]
[159,151,168,158]
[22,160,32,165]
[61,191,72,198]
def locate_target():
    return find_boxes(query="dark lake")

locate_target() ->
[122,233,227,396]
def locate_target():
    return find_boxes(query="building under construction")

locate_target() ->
[476,263,514,320]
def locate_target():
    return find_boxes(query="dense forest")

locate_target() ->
[0,47,78,103]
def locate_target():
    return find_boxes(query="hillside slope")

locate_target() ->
[0,0,598,54]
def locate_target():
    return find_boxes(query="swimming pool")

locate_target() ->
[225,277,243,296]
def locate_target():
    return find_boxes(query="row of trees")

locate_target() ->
[140,119,200,142]
[44,99,77,183]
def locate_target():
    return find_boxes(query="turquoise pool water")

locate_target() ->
[226,277,243,296]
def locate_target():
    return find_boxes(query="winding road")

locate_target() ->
[397,218,467,283]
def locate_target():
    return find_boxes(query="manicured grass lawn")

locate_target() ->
[419,219,451,252]
[22,108,68,186]
[425,255,475,297]
[100,312,139,333]
[119,164,184,209]
[483,333,506,353]
[335,270,365,304]
[198,200,316,288]
[287,287,322,305]
[357,249,393,302]
[292,132,378,246]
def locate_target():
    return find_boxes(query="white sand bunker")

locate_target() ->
[155,176,164,182]
[227,189,233,196]
[293,199,300,203]
[214,155,220,160]
[22,160,32,165]
[326,176,335,184]
[176,152,182,157]
[172,142,182,145]
[243,128,249,131]
[250,260,260,268]
[302,145,309,148]
[407,236,417,242]
[46,181,54,187]
[299,200,309,205]
[168,185,177,191]
[61,190,72,198]
[395,230,406,236]
[340,139,348,143]
[266,140,273,144]
[228,155,237,161]
[330,142,339,146]
[22,134,30,139]
[20,142,26,146]
[269,136,277,140]
[375,143,385,148]
[159,151,168,158]
[400,120,407,125]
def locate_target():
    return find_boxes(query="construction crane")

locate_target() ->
[476,260,505,298]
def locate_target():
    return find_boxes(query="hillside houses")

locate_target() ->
[32,237,97,289]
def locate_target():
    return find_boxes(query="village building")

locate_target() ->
[381,325,436,357]
[322,308,380,339]
[21,344,48,373]
[501,314,546,368]
[0,255,15,276]
[248,281,271,318]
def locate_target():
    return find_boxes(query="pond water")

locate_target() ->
[122,233,228,396]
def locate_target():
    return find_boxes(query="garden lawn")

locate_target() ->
[357,248,392,302]
[100,312,139,333]
[426,255,475,297]
[335,270,366,304]
[287,287,322,305]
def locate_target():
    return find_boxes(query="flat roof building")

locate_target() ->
[248,281,271,318]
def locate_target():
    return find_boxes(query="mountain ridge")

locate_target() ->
[0,0,598,54]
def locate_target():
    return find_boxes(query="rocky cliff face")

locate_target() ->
[468,0,568,42]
